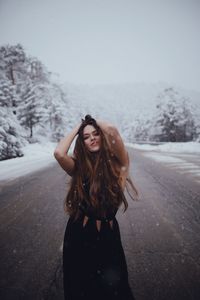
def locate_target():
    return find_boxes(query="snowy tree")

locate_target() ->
[0,79,27,160]
[49,83,69,141]
[0,79,15,107]
[119,118,132,141]
[0,44,26,85]
[191,102,200,142]
[151,87,196,142]
[120,109,153,142]
[26,56,50,84]
[193,117,200,142]
[0,43,75,156]
[131,118,151,141]
[50,104,65,141]
[18,81,45,139]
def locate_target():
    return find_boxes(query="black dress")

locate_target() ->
[63,180,135,300]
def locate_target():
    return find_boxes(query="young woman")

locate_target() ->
[54,115,138,300]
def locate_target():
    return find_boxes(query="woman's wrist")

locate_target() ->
[54,123,81,156]
[73,123,81,135]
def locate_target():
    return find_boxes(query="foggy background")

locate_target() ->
[0,0,200,159]
[0,0,200,90]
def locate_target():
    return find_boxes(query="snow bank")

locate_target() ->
[0,142,57,182]
[126,142,200,153]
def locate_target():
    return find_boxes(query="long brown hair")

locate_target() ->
[64,115,138,220]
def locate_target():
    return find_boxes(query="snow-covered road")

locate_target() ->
[128,142,200,185]
[141,152,200,185]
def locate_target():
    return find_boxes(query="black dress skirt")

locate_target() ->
[63,210,135,300]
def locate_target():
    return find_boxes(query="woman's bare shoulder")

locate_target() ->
[54,152,76,176]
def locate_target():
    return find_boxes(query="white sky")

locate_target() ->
[0,0,200,91]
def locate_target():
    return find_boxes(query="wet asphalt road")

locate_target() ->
[0,148,200,300]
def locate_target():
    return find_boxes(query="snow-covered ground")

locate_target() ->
[0,142,57,183]
[0,141,200,183]
[129,142,200,184]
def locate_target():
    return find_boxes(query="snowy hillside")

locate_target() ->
[0,44,199,161]
[63,82,200,140]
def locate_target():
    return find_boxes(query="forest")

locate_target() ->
[0,44,200,160]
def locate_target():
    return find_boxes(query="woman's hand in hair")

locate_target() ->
[96,119,113,130]
[96,120,129,169]
[54,123,81,176]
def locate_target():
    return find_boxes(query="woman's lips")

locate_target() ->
[91,141,98,146]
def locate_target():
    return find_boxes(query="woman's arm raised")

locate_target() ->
[97,120,129,168]
[54,124,80,176]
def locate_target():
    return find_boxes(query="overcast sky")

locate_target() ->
[0,0,199,91]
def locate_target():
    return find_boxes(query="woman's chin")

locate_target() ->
[89,146,100,153]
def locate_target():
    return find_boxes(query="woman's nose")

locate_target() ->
[90,134,95,140]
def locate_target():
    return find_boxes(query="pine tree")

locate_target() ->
[26,56,50,84]
[0,79,27,160]
[18,81,44,139]
[48,83,68,141]
[152,87,196,142]
[0,44,26,85]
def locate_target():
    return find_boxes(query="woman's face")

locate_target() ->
[83,125,101,152]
